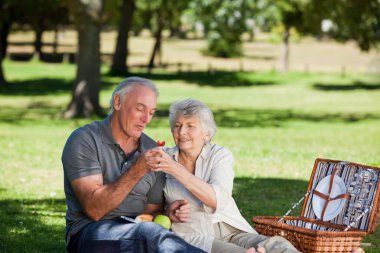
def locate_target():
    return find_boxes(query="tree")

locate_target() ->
[0,0,12,87]
[63,0,105,118]
[277,1,304,72]
[189,0,251,58]
[145,0,189,70]
[147,1,165,71]
[255,0,314,72]
[311,0,380,51]
[10,0,69,57]
[0,49,5,87]
[110,0,136,74]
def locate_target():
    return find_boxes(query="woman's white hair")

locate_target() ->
[108,76,158,115]
[169,98,217,142]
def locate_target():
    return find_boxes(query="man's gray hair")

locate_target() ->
[108,76,158,115]
[169,98,217,142]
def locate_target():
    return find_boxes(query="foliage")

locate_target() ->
[310,0,380,51]
[253,0,318,37]
[132,0,190,36]
[190,0,252,58]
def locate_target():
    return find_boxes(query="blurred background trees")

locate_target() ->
[0,0,379,117]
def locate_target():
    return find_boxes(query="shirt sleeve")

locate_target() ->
[62,128,102,182]
[203,147,235,214]
[146,171,166,205]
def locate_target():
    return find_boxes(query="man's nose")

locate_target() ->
[141,112,151,123]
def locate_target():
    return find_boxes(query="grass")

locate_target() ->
[1,59,380,252]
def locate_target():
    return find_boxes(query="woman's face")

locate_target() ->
[172,114,209,153]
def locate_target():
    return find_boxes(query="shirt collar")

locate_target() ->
[169,142,212,161]
[139,133,152,152]
[99,115,117,145]
[199,142,212,159]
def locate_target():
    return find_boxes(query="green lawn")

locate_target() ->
[1,60,380,252]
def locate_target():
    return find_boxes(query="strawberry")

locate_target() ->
[156,140,165,147]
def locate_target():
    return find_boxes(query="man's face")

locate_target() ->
[114,85,157,139]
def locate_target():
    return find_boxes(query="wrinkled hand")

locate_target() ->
[167,199,190,223]
[146,148,179,174]
[129,151,154,177]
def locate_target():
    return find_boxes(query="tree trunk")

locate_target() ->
[64,0,104,118]
[110,0,135,74]
[53,27,59,54]
[281,25,290,73]
[34,28,43,58]
[147,12,164,71]
[0,51,5,87]
[0,21,10,59]
[0,21,10,87]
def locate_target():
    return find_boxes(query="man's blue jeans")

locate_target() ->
[67,218,205,253]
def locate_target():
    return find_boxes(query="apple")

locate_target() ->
[153,214,171,229]
[156,140,166,147]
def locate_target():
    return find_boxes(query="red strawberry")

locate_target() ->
[156,140,165,147]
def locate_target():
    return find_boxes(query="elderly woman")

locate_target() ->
[147,99,299,253]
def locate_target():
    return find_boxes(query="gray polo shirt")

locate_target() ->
[62,116,165,243]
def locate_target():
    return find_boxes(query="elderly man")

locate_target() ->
[62,77,205,253]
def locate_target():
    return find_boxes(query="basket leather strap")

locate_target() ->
[312,166,349,220]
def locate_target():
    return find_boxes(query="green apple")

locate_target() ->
[153,214,171,229]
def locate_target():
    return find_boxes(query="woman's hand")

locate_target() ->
[146,147,217,209]
[146,148,182,176]
[167,199,190,223]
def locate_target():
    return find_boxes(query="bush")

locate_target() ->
[203,31,243,58]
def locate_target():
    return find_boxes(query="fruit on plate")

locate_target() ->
[156,140,166,147]
[153,214,171,229]
[135,214,153,222]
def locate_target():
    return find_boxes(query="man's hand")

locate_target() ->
[129,150,153,178]
[167,199,190,223]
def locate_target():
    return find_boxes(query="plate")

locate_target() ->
[312,175,347,221]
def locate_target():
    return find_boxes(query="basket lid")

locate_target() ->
[301,158,380,233]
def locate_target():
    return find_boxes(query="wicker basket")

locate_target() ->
[253,216,365,253]
[253,158,380,253]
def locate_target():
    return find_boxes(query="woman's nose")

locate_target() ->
[178,126,186,135]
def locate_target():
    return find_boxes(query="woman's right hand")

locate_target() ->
[167,199,190,223]
[146,148,182,176]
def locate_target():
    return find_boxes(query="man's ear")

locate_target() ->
[114,95,121,111]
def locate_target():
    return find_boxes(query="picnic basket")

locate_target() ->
[252,158,380,253]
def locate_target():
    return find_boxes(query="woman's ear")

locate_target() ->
[204,131,211,144]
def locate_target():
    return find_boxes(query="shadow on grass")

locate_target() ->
[244,55,276,61]
[233,177,309,219]
[314,81,380,91]
[149,106,380,128]
[0,78,72,96]
[0,78,115,96]
[2,102,380,126]
[0,198,66,253]
[0,103,65,124]
[107,70,277,87]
